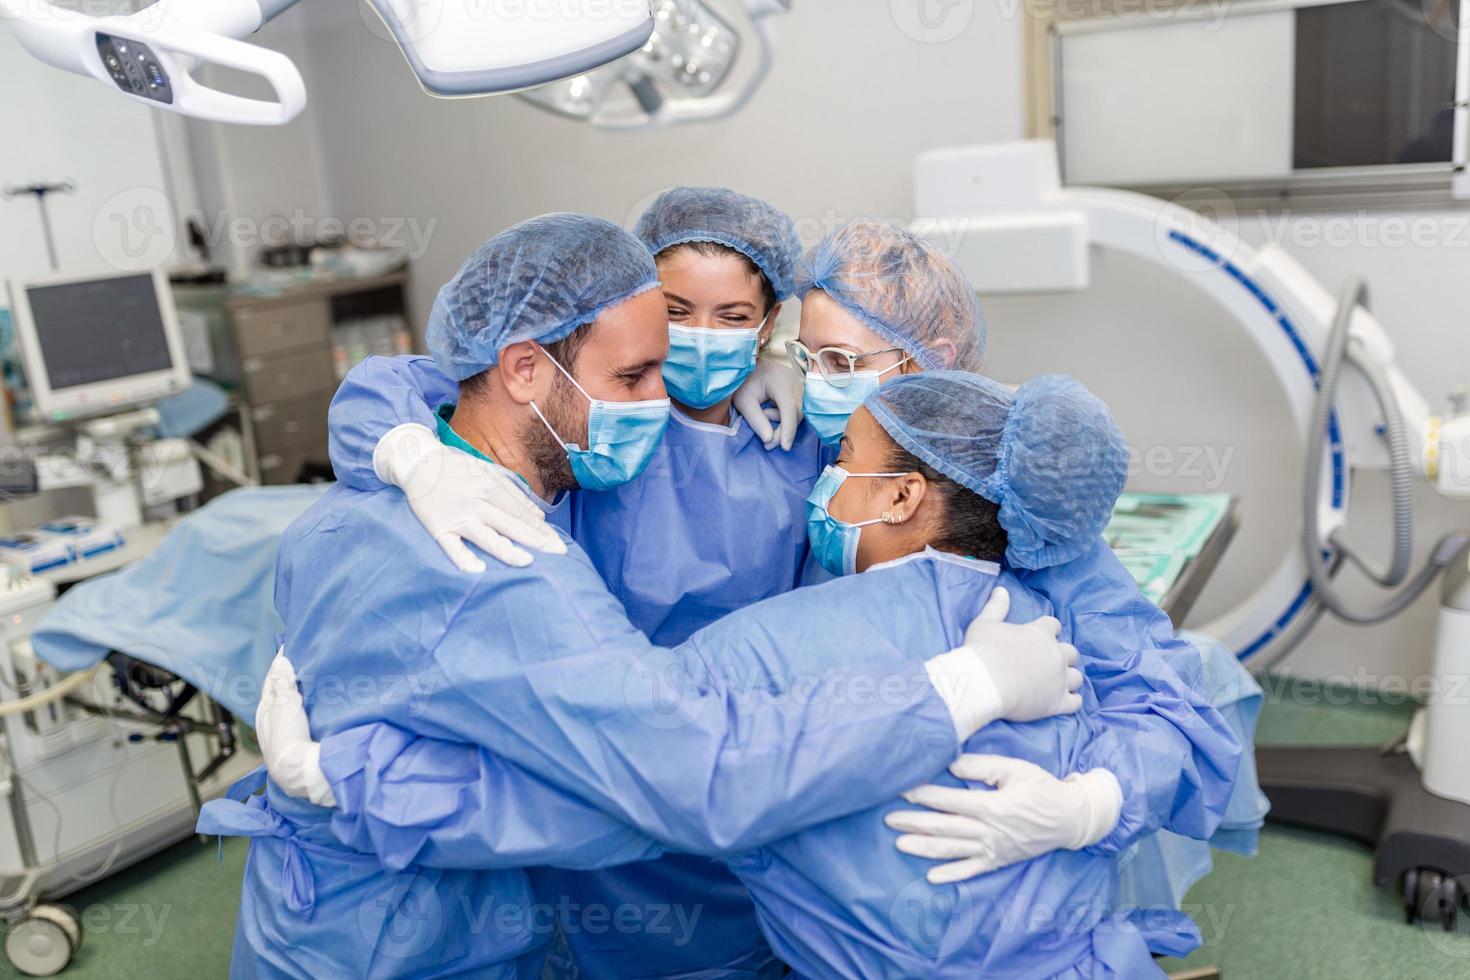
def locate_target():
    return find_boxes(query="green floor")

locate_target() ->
[1159,680,1470,978]
[0,832,248,978]
[3,684,1468,979]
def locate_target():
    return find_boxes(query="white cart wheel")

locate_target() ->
[28,906,80,952]
[4,915,74,977]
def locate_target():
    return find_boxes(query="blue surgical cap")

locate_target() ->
[634,187,801,301]
[427,213,661,381]
[797,220,985,372]
[867,371,1129,570]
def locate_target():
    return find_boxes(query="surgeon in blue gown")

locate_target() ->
[263,371,1226,977]
[199,214,1088,979]
[333,188,824,979]
[326,214,1243,956]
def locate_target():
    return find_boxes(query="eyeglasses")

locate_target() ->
[785,340,908,388]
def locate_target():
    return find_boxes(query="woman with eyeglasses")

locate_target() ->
[325,212,1239,966]
[771,219,984,448]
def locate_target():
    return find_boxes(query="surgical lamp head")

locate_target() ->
[518,0,792,129]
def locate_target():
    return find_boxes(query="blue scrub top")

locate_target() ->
[553,406,823,979]
[570,406,823,645]
[302,549,1164,978]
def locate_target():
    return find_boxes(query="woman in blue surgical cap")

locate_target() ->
[736,218,985,449]
[549,188,825,980]
[739,219,1257,955]
[324,187,828,980]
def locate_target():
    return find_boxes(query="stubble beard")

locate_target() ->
[523,372,584,496]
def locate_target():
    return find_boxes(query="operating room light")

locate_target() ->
[518,0,791,129]
[1,0,660,125]
[639,0,740,97]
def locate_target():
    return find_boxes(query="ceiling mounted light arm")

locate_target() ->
[518,0,791,130]
[147,0,303,39]
[1,0,307,124]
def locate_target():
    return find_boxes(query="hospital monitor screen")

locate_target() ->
[7,268,190,421]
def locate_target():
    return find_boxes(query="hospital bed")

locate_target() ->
[0,574,258,976]
[0,484,327,975]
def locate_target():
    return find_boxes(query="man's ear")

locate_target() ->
[886,472,929,525]
[759,302,782,348]
[497,342,544,405]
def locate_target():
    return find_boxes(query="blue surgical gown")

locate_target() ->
[301,551,1176,978]
[1015,541,1249,951]
[198,472,963,979]
[1112,631,1270,955]
[324,355,1242,964]
[330,355,822,978]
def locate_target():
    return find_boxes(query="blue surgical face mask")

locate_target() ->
[805,464,906,577]
[662,318,764,410]
[531,348,671,491]
[803,357,911,447]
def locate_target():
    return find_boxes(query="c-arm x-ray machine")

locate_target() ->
[915,141,1470,930]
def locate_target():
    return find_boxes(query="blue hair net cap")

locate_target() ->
[797,220,986,372]
[634,187,801,301]
[427,213,661,381]
[867,371,1129,570]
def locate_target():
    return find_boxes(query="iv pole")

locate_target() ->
[2,181,76,271]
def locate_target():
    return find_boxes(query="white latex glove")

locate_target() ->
[885,754,1123,883]
[731,357,805,451]
[922,587,1084,740]
[373,422,567,573]
[255,651,335,808]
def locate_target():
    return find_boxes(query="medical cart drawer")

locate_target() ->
[252,395,331,453]
[242,348,337,405]
[233,300,331,358]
